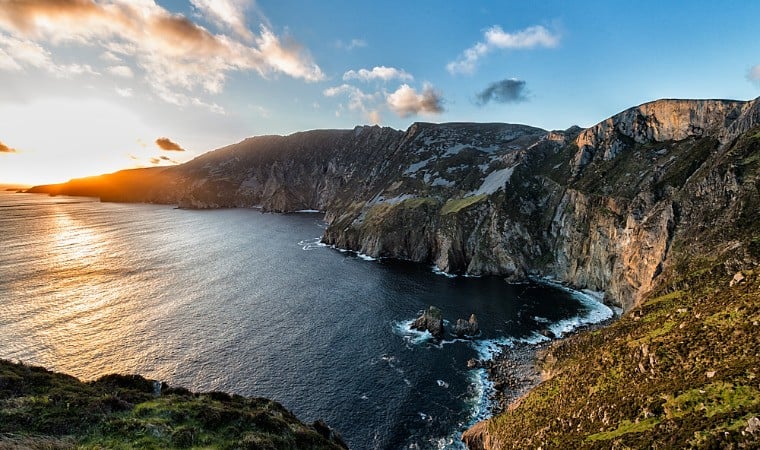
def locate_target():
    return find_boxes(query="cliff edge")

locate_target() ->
[0,359,346,449]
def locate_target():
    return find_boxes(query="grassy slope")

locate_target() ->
[0,361,345,449]
[485,268,759,449]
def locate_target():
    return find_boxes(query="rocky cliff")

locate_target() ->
[29,97,760,311]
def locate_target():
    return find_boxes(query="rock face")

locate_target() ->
[453,314,479,337]
[411,306,444,338]
[28,97,760,311]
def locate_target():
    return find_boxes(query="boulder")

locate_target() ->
[453,314,480,337]
[746,417,760,435]
[730,271,746,287]
[412,306,444,338]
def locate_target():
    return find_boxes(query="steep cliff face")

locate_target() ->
[29,97,760,311]
[167,125,405,211]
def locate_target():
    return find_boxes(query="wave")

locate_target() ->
[533,277,615,337]
[391,319,435,345]
[431,265,457,278]
[298,237,328,251]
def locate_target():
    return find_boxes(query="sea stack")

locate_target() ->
[411,306,444,338]
[453,314,480,337]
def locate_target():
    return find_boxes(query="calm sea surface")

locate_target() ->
[0,192,611,449]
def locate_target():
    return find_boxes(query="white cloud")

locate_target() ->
[749,64,760,84]
[190,0,253,41]
[343,66,413,83]
[107,65,134,78]
[0,33,99,77]
[0,0,324,107]
[386,83,444,117]
[447,25,559,75]
[323,84,378,113]
[115,87,134,97]
[336,38,367,50]
[0,48,22,71]
[485,25,559,49]
[100,51,122,63]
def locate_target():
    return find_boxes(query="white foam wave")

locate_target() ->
[356,252,378,261]
[436,379,449,388]
[391,319,434,345]
[431,265,457,278]
[298,237,328,251]
[536,277,614,337]
[294,209,322,213]
[323,242,381,261]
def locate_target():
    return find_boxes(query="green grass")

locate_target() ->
[0,361,346,449]
[440,194,487,215]
[586,418,660,441]
[663,383,760,419]
[477,267,760,449]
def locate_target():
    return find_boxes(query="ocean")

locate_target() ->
[0,191,612,449]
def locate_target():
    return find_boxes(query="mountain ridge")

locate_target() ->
[27,96,760,311]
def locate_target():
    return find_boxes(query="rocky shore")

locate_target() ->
[479,315,618,417]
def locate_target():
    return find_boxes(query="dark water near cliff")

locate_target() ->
[0,192,611,449]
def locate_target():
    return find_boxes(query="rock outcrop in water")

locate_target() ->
[452,314,479,337]
[28,97,760,312]
[411,306,444,338]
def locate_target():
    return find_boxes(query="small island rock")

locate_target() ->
[453,313,480,337]
[412,306,444,338]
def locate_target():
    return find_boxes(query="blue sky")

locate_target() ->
[1,0,759,184]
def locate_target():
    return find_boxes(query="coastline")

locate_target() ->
[467,280,618,445]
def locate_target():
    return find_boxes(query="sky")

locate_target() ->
[1,0,759,185]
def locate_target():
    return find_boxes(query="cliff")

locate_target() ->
[26,97,760,448]
[29,97,760,312]
[0,359,346,449]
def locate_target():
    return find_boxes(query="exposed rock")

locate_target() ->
[730,271,746,287]
[312,420,348,449]
[747,417,760,435]
[453,313,480,337]
[538,328,556,340]
[467,358,481,369]
[411,306,444,338]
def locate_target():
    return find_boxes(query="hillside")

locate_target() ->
[26,97,760,448]
[0,359,346,449]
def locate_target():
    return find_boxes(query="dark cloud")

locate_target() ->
[0,140,18,153]
[159,155,178,163]
[149,157,162,165]
[476,78,528,106]
[155,137,185,152]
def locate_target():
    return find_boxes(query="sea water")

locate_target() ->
[0,192,612,449]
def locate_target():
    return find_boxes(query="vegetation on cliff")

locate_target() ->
[0,360,346,449]
[464,265,759,449]
[462,121,760,449]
